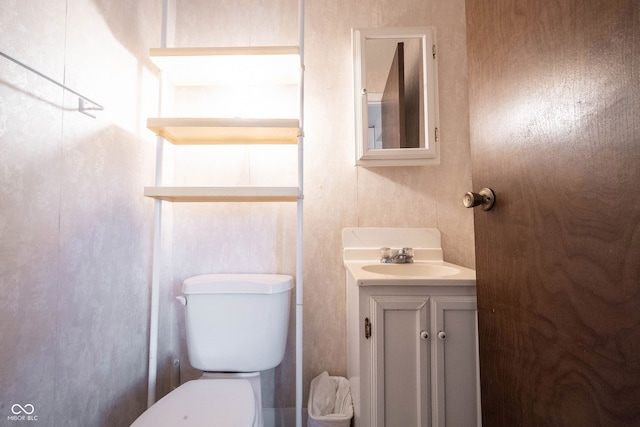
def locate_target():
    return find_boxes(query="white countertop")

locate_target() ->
[344,260,476,286]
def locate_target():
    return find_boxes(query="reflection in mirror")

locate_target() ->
[366,38,423,149]
[353,27,439,167]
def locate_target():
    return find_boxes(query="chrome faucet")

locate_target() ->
[380,247,414,264]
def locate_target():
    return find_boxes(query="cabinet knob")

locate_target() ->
[437,331,447,340]
[420,330,429,340]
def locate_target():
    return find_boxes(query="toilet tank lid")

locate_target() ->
[182,274,293,295]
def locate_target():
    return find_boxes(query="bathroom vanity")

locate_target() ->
[343,228,481,427]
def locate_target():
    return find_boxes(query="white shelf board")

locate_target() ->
[147,117,300,145]
[150,46,300,85]
[144,186,300,202]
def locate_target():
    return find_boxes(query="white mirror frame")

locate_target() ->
[352,27,439,167]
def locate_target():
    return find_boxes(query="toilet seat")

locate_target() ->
[131,379,256,427]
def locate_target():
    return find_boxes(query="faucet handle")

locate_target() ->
[398,247,414,263]
[380,247,392,263]
[399,247,414,257]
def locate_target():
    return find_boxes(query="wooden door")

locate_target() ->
[382,42,406,149]
[465,1,640,426]
[403,38,423,149]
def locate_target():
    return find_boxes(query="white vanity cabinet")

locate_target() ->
[346,277,481,427]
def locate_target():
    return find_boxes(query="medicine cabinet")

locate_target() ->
[352,27,439,167]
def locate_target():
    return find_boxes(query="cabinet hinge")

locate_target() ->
[365,317,372,339]
[435,127,439,142]
[432,44,437,59]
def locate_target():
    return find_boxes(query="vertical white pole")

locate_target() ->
[296,0,305,425]
[147,0,169,409]
[147,177,162,409]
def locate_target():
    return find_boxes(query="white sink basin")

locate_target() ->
[361,263,461,277]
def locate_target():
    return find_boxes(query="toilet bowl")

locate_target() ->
[130,377,256,427]
[131,274,293,427]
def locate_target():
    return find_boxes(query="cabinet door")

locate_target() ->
[370,295,431,427]
[431,296,481,427]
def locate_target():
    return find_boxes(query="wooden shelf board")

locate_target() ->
[150,46,300,57]
[147,118,300,145]
[144,186,300,202]
[150,46,300,85]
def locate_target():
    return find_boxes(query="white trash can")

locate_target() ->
[307,371,353,427]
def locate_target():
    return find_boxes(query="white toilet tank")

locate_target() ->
[181,274,293,372]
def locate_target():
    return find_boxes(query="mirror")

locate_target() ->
[352,27,439,167]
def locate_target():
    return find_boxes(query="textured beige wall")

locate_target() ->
[170,0,474,409]
[0,0,160,425]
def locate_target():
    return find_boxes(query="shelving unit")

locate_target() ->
[146,118,300,145]
[145,2,305,426]
[149,46,300,85]
[144,186,300,203]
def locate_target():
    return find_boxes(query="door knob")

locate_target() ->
[437,331,447,340]
[463,188,495,211]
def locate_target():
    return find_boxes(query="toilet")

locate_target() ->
[131,274,294,427]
